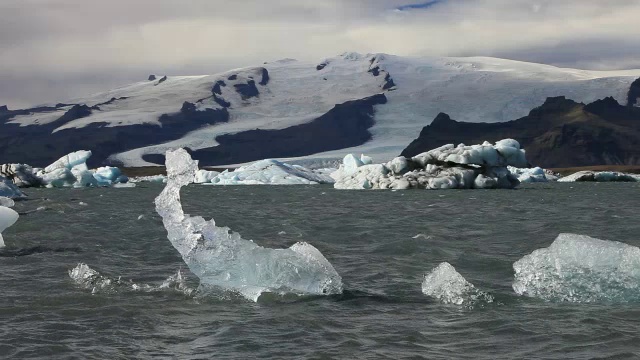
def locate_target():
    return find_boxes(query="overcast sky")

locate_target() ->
[2,0,640,108]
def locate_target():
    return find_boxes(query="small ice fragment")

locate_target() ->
[0,197,15,208]
[137,215,144,220]
[78,202,88,206]
[422,262,493,306]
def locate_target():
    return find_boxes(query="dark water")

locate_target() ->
[1,182,639,359]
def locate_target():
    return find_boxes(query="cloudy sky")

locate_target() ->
[2,0,640,108]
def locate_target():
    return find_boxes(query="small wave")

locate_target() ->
[0,246,82,257]
[422,262,494,306]
[69,263,196,296]
[513,233,640,303]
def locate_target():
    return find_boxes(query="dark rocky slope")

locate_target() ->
[401,96,640,168]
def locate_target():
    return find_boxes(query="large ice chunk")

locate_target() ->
[422,262,493,306]
[0,205,19,248]
[154,148,343,301]
[513,233,640,303]
[507,166,558,183]
[203,159,334,185]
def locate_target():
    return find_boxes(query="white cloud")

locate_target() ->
[1,0,639,107]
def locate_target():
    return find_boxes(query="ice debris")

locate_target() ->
[422,262,494,306]
[69,263,195,296]
[154,148,342,301]
[0,205,19,248]
[0,196,15,208]
[558,171,639,182]
[0,177,25,199]
[513,233,640,303]
[194,159,335,185]
[130,175,167,183]
[333,139,526,190]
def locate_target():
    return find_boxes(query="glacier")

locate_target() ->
[332,139,525,190]
[154,148,343,301]
[513,233,640,303]
[0,205,19,248]
[422,262,494,306]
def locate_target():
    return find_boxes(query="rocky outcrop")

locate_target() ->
[401,96,640,168]
[148,75,157,81]
[0,106,8,113]
[157,76,167,85]
[212,80,226,95]
[56,104,93,124]
[259,68,270,86]
[234,80,259,100]
[316,62,328,71]
[628,77,640,107]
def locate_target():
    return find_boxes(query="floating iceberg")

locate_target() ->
[2,150,128,189]
[196,159,334,185]
[0,177,25,199]
[0,205,19,248]
[558,171,639,182]
[154,148,343,301]
[422,262,493,306]
[507,166,559,183]
[513,233,640,303]
[333,139,525,190]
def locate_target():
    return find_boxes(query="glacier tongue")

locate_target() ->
[422,262,493,306]
[513,233,640,303]
[154,148,343,301]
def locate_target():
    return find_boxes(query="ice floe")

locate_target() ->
[513,233,640,303]
[154,148,342,301]
[422,262,494,306]
[196,159,334,185]
[558,171,639,182]
[333,139,526,190]
[0,205,19,248]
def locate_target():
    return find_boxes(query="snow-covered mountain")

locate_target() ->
[1,52,639,167]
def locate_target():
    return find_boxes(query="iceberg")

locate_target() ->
[0,205,19,248]
[333,139,525,190]
[154,148,343,301]
[0,177,25,199]
[422,262,493,306]
[558,171,638,182]
[513,233,640,303]
[198,159,335,185]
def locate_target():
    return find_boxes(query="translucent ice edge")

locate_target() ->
[154,148,343,302]
[422,262,494,306]
[513,233,640,303]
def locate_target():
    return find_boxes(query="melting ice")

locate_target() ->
[513,233,640,303]
[154,148,343,301]
[0,205,19,248]
[422,262,493,306]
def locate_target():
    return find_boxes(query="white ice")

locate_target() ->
[558,171,638,182]
[333,139,524,190]
[0,205,19,248]
[422,262,493,306]
[199,159,334,185]
[154,148,343,301]
[0,177,25,199]
[513,233,640,303]
[508,166,558,183]
[129,175,167,183]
